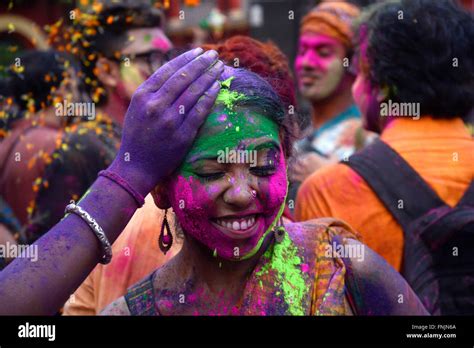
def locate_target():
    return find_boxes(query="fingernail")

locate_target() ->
[193,47,204,55]
[206,50,218,59]
[212,81,220,89]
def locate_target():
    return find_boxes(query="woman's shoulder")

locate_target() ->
[286,219,427,315]
[100,296,131,316]
[101,270,159,316]
[285,218,362,246]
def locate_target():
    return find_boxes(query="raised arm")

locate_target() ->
[0,48,224,315]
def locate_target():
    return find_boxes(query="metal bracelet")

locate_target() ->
[65,200,112,264]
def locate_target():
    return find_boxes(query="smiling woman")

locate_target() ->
[100,66,428,316]
[0,50,427,316]
[159,69,288,262]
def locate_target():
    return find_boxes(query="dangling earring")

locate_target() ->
[158,209,173,254]
[274,217,286,243]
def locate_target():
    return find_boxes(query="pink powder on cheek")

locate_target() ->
[170,153,288,260]
[205,183,221,196]
[169,176,245,259]
[295,49,321,70]
[295,34,343,73]
[257,151,288,232]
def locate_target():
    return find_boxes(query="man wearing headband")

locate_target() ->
[296,0,474,275]
[289,1,372,200]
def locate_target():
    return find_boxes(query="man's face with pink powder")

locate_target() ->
[295,33,347,101]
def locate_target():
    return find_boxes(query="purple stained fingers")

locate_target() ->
[180,80,221,142]
[167,59,224,122]
[150,50,220,117]
[141,47,204,93]
[108,48,223,196]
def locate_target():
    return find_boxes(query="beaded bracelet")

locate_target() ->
[65,200,112,264]
[98,170,145,208]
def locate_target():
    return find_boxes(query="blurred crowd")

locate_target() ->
[0,0,473,316]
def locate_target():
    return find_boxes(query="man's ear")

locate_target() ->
[151,183,172,210]
[96,57,120,88]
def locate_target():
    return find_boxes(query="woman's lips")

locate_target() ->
[211,214,262,240]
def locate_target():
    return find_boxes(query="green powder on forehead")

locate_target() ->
[179,106,280,178]
[255,230,308,316]
[216,76,245,110]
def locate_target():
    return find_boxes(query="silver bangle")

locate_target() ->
[65,200,112,264]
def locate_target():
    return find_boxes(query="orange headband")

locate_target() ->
[300,1,360,49]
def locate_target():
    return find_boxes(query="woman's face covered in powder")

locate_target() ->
[166,105,288,261]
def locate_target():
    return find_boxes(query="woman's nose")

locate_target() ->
[222,176,257,208]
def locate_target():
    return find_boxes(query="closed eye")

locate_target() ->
[250,165,276,177]
[195,172,225,182]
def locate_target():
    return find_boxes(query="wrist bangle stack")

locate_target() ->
[65,200,112,264]
[98,170,145,208]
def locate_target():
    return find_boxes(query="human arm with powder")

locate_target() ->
[340,238,429,315]
[0,48,224,315]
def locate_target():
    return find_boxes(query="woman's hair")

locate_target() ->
[354,0,474,119]
[8,50,82,113]
[219,67,295,157]
[172,67,294,241]
[202,36,296,111]
[52,2,164,105]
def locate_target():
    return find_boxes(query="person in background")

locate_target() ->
[296,0,474,274]
[289,0,374,204]
[0,50,120,244]
[50,0,172,126]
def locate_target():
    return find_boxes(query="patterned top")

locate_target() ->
[124,219,361,316]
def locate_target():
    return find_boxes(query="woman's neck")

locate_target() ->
[173,233,272,297]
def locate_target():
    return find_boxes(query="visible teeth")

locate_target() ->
[215,216,258,231]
